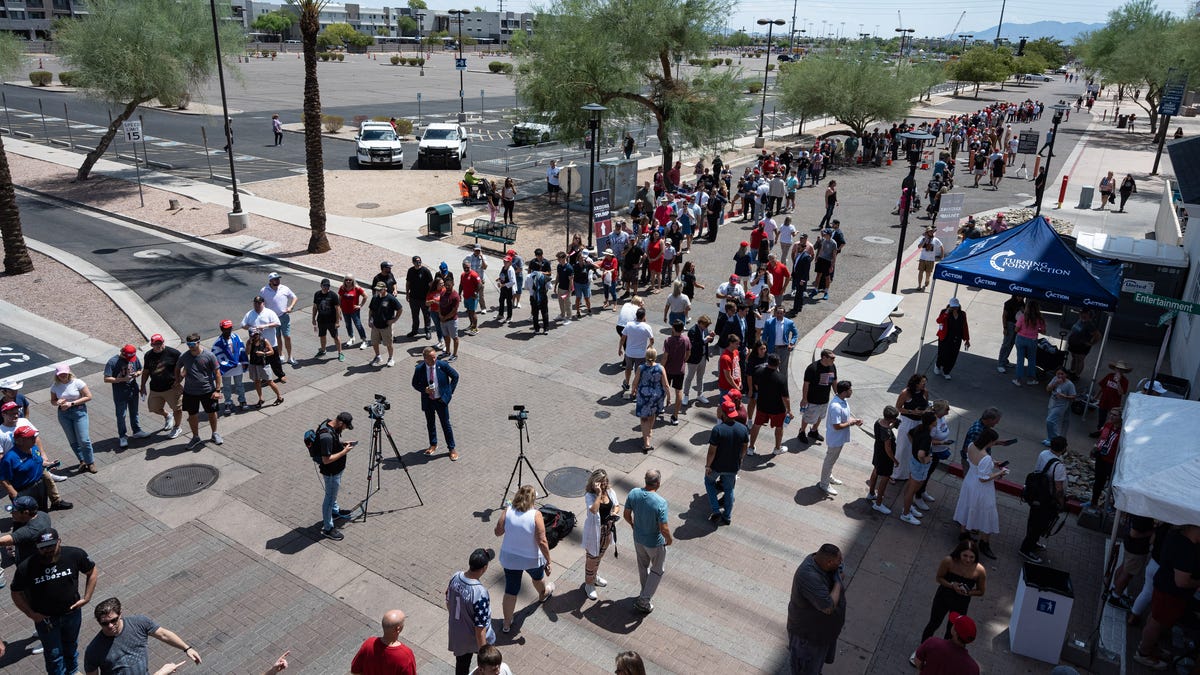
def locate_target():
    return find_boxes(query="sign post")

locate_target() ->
[1152,67,1189,175]
[122,120,145,207]
[1133,292,1200,317]
[933,192,965,255]
[1016,130,1039,179]
[591,189,612,247]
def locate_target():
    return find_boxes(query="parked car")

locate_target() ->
[1020,72,1053,82]
[354,121,404,169]
[417,123,467,168]
[511,122,552,146]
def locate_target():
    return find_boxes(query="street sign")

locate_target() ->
[1159,67,1189,116]
[591,189,612,240]
[123,120,142,142]
[455,57,467,70]
[1134,292,1200,316]
[1157,309,1178,327]
[1017,130,1039,155]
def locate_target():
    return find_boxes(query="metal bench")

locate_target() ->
[463,218,518,250]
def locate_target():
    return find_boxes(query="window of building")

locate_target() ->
[30,11,46,18]
[9,10,26,20]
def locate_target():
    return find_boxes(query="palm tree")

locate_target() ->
[292,0,331,253]
[0,33,32,274]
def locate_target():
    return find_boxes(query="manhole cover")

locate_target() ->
[356,202,380,209]
[544,467,592,498]
[594,410,611,419]
[147,464,220,498]
[862,235,895,245]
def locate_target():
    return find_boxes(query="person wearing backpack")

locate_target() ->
[1020,436,1067,564]
[309,412,357,541]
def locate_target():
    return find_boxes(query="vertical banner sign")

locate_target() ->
[591,189,612,241]
[1159,67,1189,116]
[1017,131,1039,155]
[933,192,965,254]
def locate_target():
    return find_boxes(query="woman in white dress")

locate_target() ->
[952,427,1009,560]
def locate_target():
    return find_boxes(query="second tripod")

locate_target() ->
[500,405,546,508]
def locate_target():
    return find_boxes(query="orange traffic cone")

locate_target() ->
[886,158,892,166]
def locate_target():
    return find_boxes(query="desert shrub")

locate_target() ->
[322,114,344,133]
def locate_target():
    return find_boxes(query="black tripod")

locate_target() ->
[359,414,423,521]
[500,408,546,508]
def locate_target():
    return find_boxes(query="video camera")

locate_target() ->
[508,405,528,422]
[364,394,391,420]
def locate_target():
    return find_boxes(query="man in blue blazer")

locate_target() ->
[412,346,460,461]
[761,305,798,375]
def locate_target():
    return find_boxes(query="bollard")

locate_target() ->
[1033,155,1041,179]
[1057,175,1069,208]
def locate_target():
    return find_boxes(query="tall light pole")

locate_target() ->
[891,131,935,294]
[415,12,425,75]
[208,0,245,231]
[995,0,1007,46]
[755,18,786,148]
[894,27,914,75]
[953,34,972,96]
[449,9,471,122]
[789,0,799,55]
[1035,103,1071,216]
[582,103,606,250]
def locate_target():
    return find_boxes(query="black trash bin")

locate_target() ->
[425,204,453,236]
[1117,115,1128,129]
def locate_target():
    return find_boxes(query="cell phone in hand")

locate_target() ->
[1000,439,1018,446]
[998,460,1010,468]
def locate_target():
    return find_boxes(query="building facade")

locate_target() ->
[233,1,533,45]
[0,0,87,40]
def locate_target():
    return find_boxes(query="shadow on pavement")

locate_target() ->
[568,597,648,636]
[672,492,719,542]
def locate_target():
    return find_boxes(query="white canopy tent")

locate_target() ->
[1112,393,1200,525]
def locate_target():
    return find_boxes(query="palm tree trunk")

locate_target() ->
[301,5,330,253]
[0,135,34,275]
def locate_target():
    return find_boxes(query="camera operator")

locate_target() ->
[315,412,356,541]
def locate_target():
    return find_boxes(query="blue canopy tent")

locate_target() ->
[917,216,1123,396]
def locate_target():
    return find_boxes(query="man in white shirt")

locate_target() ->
[242,296,285,383]
[546,159,561,205]
[819,380,862,497]
[619,307,655,396]
[259,272,299,365]
[777,218,798,264]
[716,274,746,314]
[914,227,944,291]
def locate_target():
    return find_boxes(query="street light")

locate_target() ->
[208,0,245,231]
[581,102,606,250]
[415,12,425,76]
[894,27,914,75]
[449,9,471,122]
[1035,103,1071,216]
[755,18,786,148]
[953,34,973,96]
[890,130,935,294]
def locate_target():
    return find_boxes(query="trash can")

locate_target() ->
[1076,185,1094,209]
[1009,563,1075,664]
[1117,114,1128,129]
[425,204,453,236]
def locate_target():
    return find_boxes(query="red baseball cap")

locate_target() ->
[721,400,737,417]
[729,274,739,282]
[121,344,137,358]
[949,612,976,642]
[1,401,19,413]
[150,334,165,344]
[219,320,234,329]
[14,425,37,438]
[727,388,742,401]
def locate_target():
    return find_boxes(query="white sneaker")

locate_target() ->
[909,507,924,518]
[359,341,367,350]
[168,426,183,440]
[48,472,70,482]
[386,359,395,367]
[996,365,1007,373]
[747,446,757,456]
[933,365,943,375]
[696,396,709,404]
[594,576,608,587]
[345,338,356,348]
[288,358,299,366]
[772,447,784,455]
[943,373,952,380]
[900,512,922,525]
[1011,379,1022,387]
[872,502,892,515]
[819,483,838,496]
[160,417,173,432]
[923,493,936,503]
[133,429,152,439]
[370,355,382,366]
[118,437,129,448]
[829,476,843,486]
[682,395,690,405]
[584,583,598,600]
[913,497,930,511]
[211,432,224,445]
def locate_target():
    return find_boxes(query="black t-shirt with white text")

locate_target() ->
[313,289,339,323]
[142,347,181,392]
[803,362,837,404]
[11,545,96,616]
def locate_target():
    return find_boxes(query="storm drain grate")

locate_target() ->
[544,466,592,498]
[147,464,220,498]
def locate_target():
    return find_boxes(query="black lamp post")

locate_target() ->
[894,27,914,75]
[1035,103,1071,216]
[415,12,425,75]
[582,102,606,250]
[891,130,935,294]
[449,9,471,122]
[954,34,972,96]
[755,18,786,148]
[208,0,245,230]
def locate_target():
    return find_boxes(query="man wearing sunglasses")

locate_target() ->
[84,597,201,674]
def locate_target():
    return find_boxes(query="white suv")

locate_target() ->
[355,121,405,169]
[417,123,467,169]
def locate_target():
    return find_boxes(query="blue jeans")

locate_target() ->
[222,373,247,406]
[113,387,141,438]
[345,310,367,340]
[788,633,833,675]
[668,311,687,327]
[998,321,1016,367]
[1015,334,1038,380]
[423,401,455,449]
[57,405,94,464]
[321,471,342,531]
[1047,405,1068,441]
[35,607,82,675]
[704,471,738,518]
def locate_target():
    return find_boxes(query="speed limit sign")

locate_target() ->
[123,120,143,142]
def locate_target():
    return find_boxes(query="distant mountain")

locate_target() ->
[953,21,1104,43]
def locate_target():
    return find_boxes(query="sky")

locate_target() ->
[437,0,1196,40]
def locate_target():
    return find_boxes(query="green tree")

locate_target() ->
[725,30,752,47]
[319,22,373,49]
[408,0,428,7]
[289,0,331,253]
[397,16,418,36]
[1025,37,1066,68]
[0,32,32,274]
[777,54,922,137]
[1013,53,1049,77]
[252,9,294,36]
[946,46,1014,97]
[56,0,245,182]
[514,0,749,169]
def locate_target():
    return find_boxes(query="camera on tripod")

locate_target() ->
[508,405,528,422]
[364,394,391,420]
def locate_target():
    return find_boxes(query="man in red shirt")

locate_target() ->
[912,612,979,674]
[718,335,742,398]
[1091,360,1130,437]
[459,261,482,336]
[350,609,416,675]
[766,254,790,299]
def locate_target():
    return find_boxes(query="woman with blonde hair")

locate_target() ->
[582,469,621,600]
[49,364,96,473]
[631,347,668,453]
[494,484,554,633]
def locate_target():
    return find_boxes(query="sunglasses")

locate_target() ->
[98,616,121,627]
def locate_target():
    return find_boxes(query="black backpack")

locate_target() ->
[539,504,576,549]
[303,420,332,463]
[1022,458,1061,507]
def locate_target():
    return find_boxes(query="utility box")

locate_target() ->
[425,204,454,236]
[574,158,639,211]
[1010,563,1075,664]
[1075,231,1190,341]
[1077,185,1095,209]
